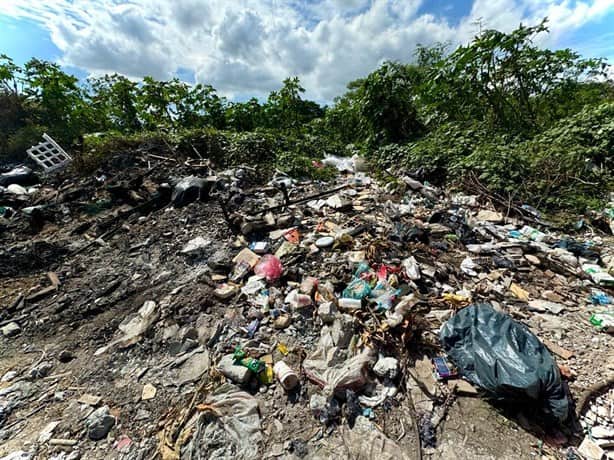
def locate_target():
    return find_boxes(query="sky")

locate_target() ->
[1,0,613,103]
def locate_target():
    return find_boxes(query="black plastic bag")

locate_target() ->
[171,176,212,207]
[0,166,39,187]
[440,303,569,422]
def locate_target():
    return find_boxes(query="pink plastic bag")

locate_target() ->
[254,254,283,282]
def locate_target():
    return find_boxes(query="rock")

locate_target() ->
[1,322,21,337]
[77,394,102,406]
[176,350,210,386]
[315,236,334,248]
[216,354,251,384]
[30,361,53,379]
[0,451,32,460]
[58,350,75,363]
[476,210,503,223]
[141,383,157,400]
[180,237,210,256]
[509,283,529,301]
[180,338,199,353]
[63,399,94,423]
[318,302,337,324]
[134,409,151,421]
[524,254,541,265]
[413,357,438,396]
[447,379,479,396]
[273,315,292,329]
[542,290,565,303]
[528,299,565,315]
[86,406,116,441]
[578,436,605,460]
[1,371,17,382]
[38,421,60,443]
[373,357,399,380]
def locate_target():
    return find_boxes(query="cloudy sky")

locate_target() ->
[1,0,613,102]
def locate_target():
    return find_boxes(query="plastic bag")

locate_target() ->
[172,176,212,207]
[183,384,261,460]
[0,166,38,187]
[440,303,569,422]
[342,278,371,299]
[253,255,283,282]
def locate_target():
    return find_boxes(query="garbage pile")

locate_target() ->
[0,151,613,459]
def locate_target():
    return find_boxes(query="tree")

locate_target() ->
[225,98,263,131]
[421,19,609,132]
[0,55,28,156]
[23,58,90,143]
[175,82,226,129]
[264,77,324,130]
[358,61,424,144]
[88,74,141,132]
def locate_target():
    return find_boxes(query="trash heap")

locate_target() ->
[0,152,613,459]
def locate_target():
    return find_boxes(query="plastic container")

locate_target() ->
[273,361,299,390]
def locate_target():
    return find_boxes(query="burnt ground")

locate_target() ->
[0,152,613,460]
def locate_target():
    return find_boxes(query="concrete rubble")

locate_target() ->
[0,152,613,459]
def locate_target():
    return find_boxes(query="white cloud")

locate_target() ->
[1,0,613,102]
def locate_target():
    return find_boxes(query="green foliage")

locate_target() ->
[88,74,141,132]
[226,98,263,131]
[420,20,609,132]
[23,58,91,144]
[359,62,423,144]
[1,20,612,217]
[263,77,324,130]
[325,62,423,146]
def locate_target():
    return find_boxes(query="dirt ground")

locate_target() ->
[1,153,613,460]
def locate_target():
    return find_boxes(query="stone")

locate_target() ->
[524,254,541,265]
[273,315,292,329]
[447,379,479,396]
[30,361,53,379]
[318,302,337,324]
[180,237,210,256]
[58,350,75,363]
[176,350,210,386]
[134,409,151,421]
[216,354,252,384]
[38,421,60,443]
[141,383,157,400]
[528,299,565,315]
[542,290,565,303]
[509,283,529,301]
[476,210,503,223]
[77,394,102,406]
[414,357,438,396]
[1,371,17,382]
[1,322,21,337]
[86,406,116,441]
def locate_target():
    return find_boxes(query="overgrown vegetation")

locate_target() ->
[1,19,612,212]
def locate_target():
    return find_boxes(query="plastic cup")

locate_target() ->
[273,361,299,390]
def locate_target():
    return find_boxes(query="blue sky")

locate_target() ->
[1,0,613,101]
